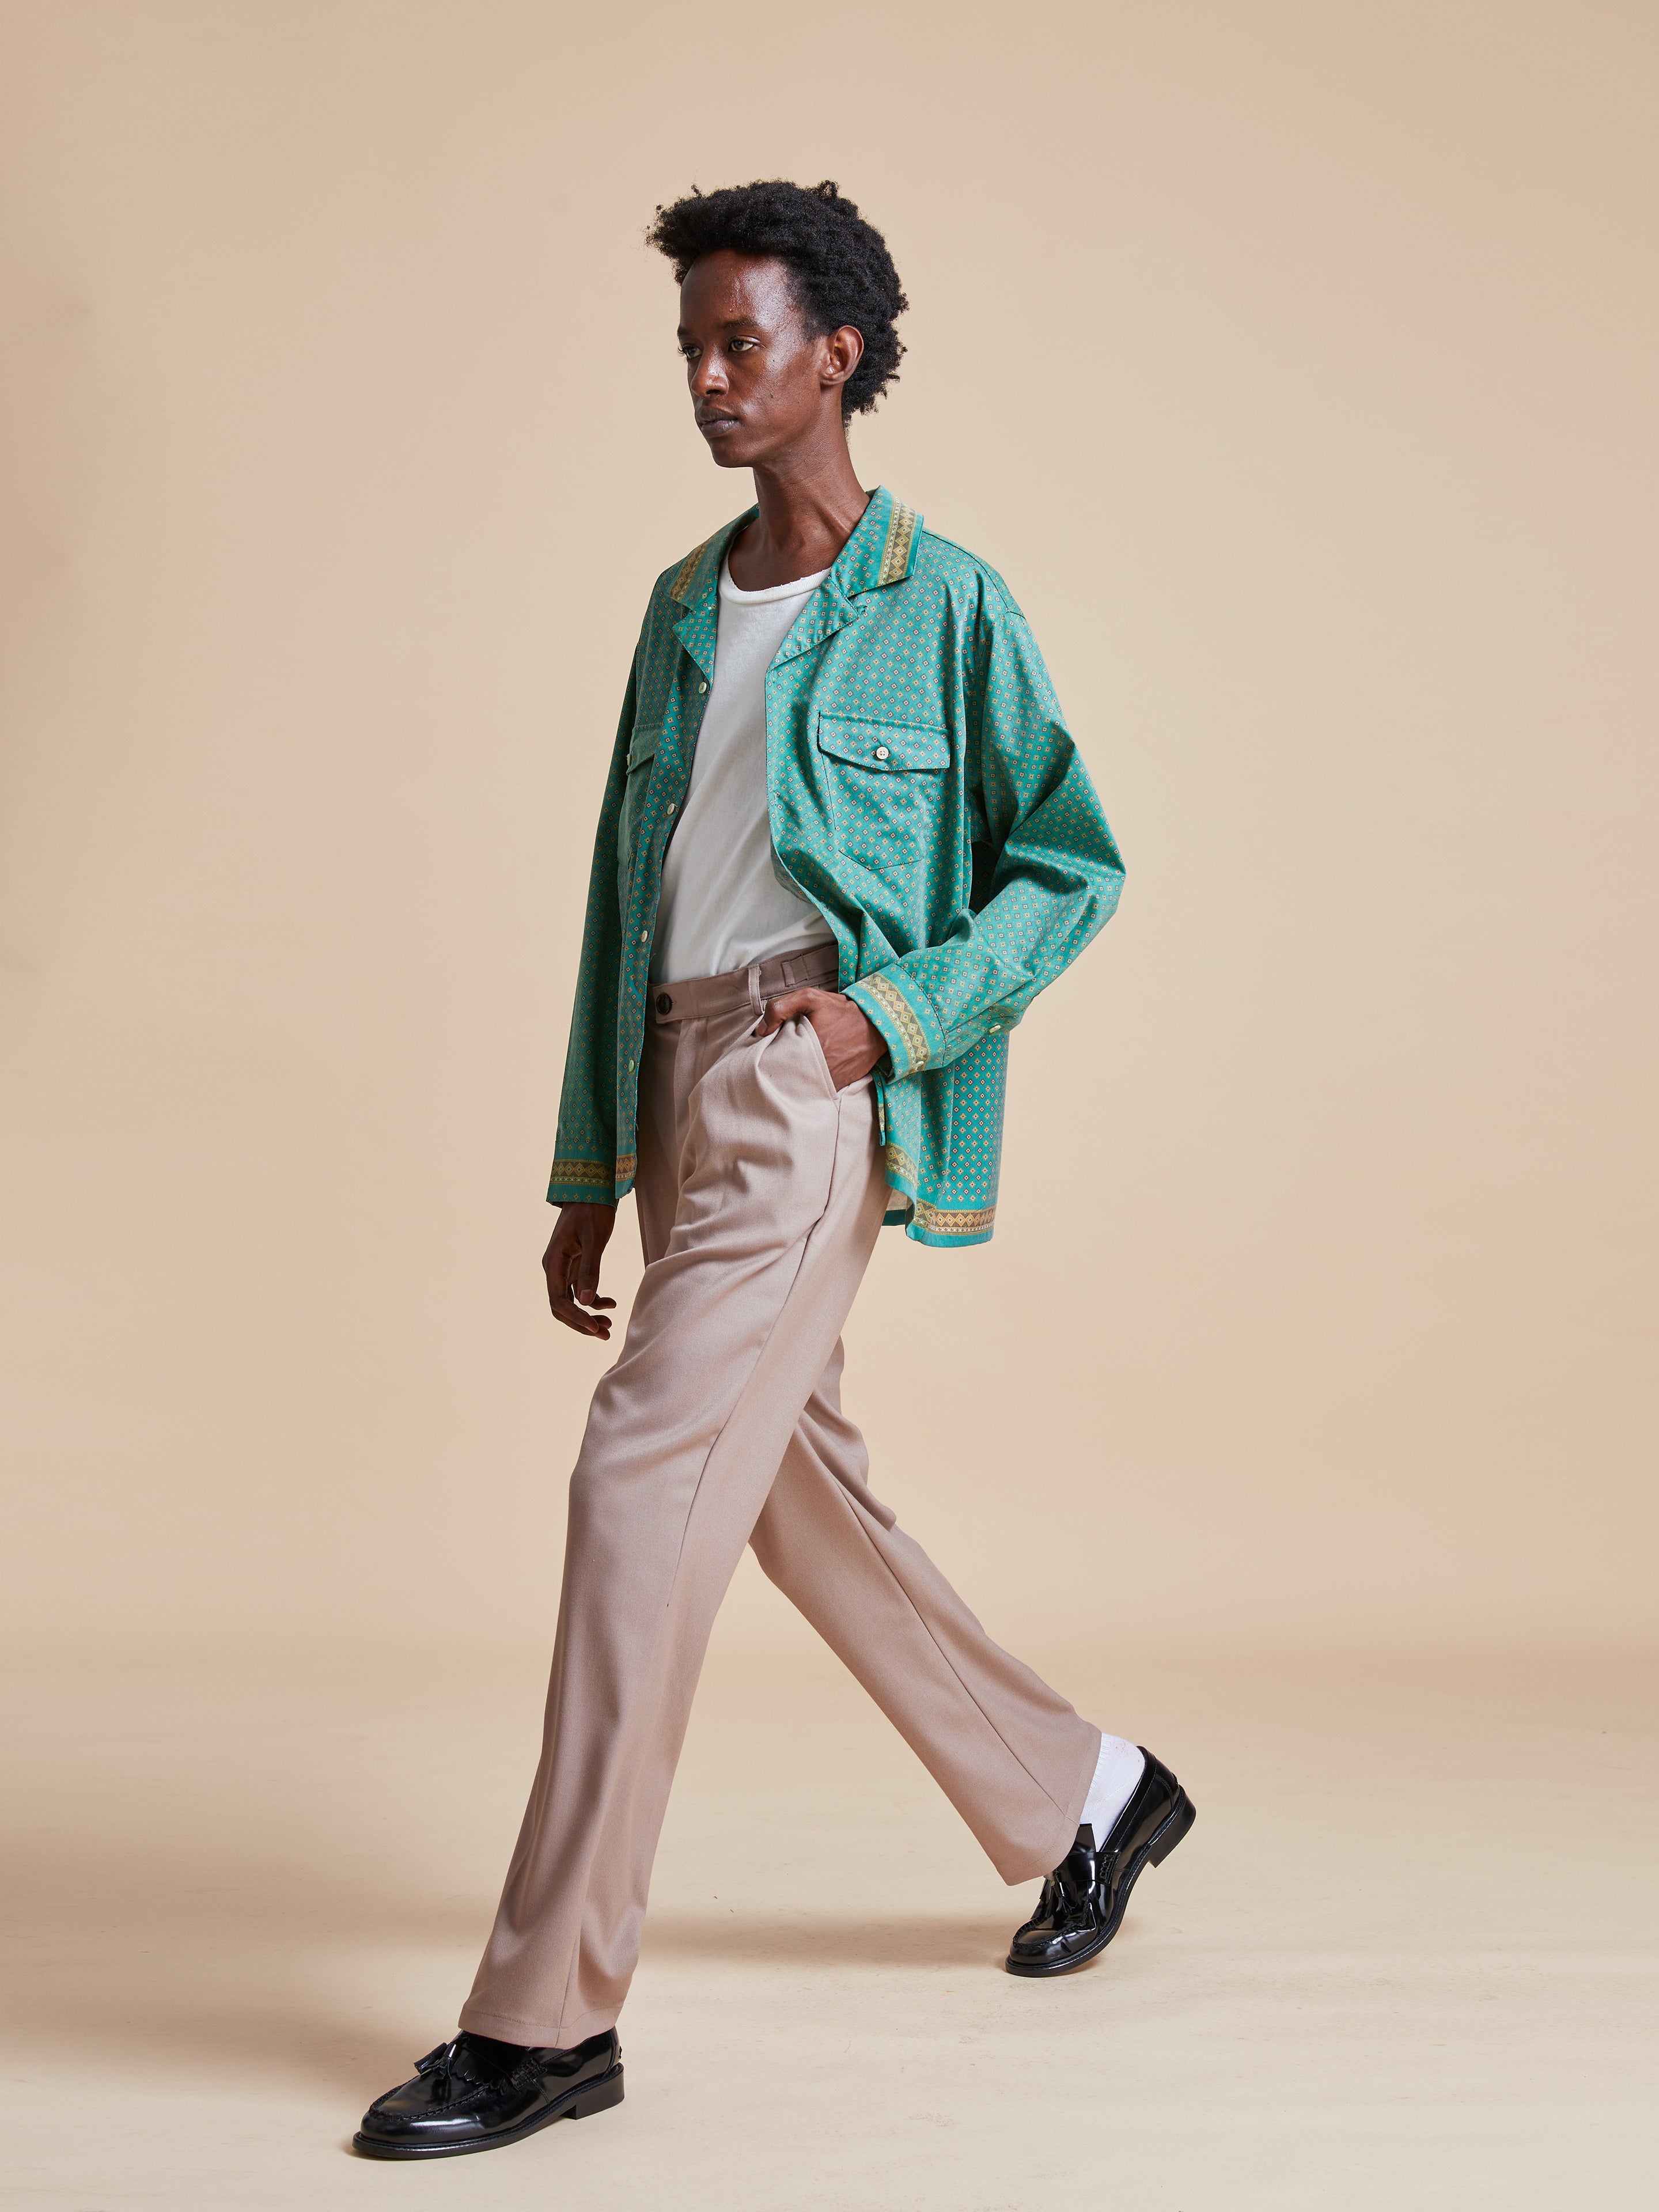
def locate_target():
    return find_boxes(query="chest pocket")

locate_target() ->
[816,714,950,884]
[618,724,661,881]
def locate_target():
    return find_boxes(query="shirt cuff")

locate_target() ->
[547,1159,620,1207]
[846,969,946,1081]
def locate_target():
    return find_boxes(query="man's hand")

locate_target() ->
[543,1202,619,1339]
[759,987,887,1089]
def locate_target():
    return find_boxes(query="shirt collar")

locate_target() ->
[668,484,923,620]
[828,485,923,597]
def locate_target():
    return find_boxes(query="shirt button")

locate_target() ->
[873,745,890,760]
[639,928,649,942]
[988,1022,1001,1032]
[626,1057,634,1071]
[666,800,676,814]
[698,680,707,694]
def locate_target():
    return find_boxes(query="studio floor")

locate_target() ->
[6,1634,1653,2209]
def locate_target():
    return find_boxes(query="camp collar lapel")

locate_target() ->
[836,484,923,595]
[668,487,924,677]
[772,486,923,664]
[667,510,752,683]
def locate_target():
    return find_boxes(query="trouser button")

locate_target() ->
[655,993,673,1016]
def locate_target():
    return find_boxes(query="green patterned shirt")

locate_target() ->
[548,485,1124,1247]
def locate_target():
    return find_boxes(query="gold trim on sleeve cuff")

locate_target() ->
[550,1157,626,1192]
[912,1197,998,1239]
[860,973,930,1073]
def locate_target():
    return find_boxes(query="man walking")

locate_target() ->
[355,177,1195,2162]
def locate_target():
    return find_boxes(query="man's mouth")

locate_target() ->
[696,412,740,435]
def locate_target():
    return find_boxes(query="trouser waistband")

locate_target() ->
[649,943,840,1024]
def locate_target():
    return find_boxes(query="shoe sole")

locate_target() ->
[1004,1791,1197,1979]
[351,2063,624,2159]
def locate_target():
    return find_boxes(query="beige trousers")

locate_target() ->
[460,948,1099,2048]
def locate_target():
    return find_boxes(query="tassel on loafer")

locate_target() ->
[1005,1747,1196,1977]
[353,2028,623,2159]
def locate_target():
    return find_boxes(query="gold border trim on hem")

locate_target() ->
[883,1141,919,1185]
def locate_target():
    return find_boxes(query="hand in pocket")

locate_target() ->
[759,988,886,1089]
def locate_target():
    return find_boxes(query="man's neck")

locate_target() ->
[727,431,869,591]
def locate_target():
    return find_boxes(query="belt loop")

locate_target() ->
[747,962,763,1014]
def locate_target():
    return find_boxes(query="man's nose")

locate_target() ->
[690,350,727,398]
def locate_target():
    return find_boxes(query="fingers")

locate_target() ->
[758,987,805,1035]
[574,1248,616,1313]
[548,1268,614,1337]
[550,1287,612,1338]
[543,1226,614,1339]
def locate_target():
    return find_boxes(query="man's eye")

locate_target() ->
[729,338,757,354]
[679,346,699,362]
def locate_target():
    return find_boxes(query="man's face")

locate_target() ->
[677,250,846,468]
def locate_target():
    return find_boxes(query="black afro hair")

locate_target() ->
[646,179,907,421]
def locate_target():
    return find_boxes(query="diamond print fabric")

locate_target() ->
[548,487,1124,1247]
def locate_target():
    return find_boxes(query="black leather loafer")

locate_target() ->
[353,2028,623,2158]
[1006,1747,1195,1977]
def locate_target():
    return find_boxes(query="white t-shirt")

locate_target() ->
[650,555,837,984]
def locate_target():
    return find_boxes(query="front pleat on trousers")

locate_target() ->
[459,957,1097,2048]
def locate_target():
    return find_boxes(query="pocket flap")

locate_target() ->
[626,724,662,771]
[817,715,949,773]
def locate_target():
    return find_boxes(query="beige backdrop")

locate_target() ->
[3,0,1654,1661]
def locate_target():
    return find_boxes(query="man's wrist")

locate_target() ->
[850,1004,890,1078]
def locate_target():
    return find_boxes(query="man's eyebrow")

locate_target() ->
[675,319,763,338]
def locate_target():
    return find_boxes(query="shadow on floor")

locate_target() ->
[3,1828,1021,2099]
[641,1910,1014,1972]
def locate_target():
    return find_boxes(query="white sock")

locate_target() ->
[1080,1733,1146,1844]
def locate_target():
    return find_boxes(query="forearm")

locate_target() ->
[548,927,623,1203]
[849,824,1122,1081]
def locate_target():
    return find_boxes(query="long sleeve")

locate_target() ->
[547,660,638,1205]
[847,586,1123,1080]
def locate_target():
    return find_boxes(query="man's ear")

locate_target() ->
[821,323,865,392]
